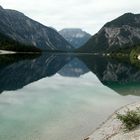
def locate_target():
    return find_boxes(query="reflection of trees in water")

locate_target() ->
[0,53,40,68]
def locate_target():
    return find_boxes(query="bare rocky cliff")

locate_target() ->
[80,13,140,52]
[59,28,91,48]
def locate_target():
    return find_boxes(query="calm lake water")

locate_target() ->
[0,53,140,140]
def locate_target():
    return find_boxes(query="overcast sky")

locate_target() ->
[0,0,140,34]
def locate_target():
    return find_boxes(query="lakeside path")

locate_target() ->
[84,102,140,140]
[0,50,16,54]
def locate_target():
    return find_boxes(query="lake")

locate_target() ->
[0,53,140,140]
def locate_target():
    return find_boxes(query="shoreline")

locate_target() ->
[0,50,16,55]
[84,102,140,140]
[0,50,42,55]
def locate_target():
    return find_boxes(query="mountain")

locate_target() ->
[0,6,73,51]
[0,32,41,52]
[59,28,91,48]
[79,13,140,53]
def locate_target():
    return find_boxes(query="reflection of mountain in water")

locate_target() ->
[58,58,89,77]
[0,53,73,93]
[78,55,140,96]
[0,53,140,96]
[79,55,140,83]
[0,53,89,93]
[0,53,40,68]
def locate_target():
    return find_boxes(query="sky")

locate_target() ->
[0,0,140,34]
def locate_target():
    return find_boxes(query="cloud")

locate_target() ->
[0,0,140,34]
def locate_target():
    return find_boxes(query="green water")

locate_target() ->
[0,53,140,140]
[0,73,139,140]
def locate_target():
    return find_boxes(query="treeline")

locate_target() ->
[109,44,140,67]
[0,33,41,52]
[130,45,140,67]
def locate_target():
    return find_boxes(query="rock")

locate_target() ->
[59,28,91,48]
[86,102,140,140]
[79,13,140,53]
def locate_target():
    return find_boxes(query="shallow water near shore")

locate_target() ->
[0,53,140,140]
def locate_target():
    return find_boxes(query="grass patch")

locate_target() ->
[116,107,140,131]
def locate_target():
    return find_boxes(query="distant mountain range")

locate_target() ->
[0,5,140,53]
[59,28,91,48]
[79,13,140,53]
[0,6,73,51]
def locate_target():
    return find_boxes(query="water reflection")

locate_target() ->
[0,53,140,140]
[58,57,89,77]
[0,53,140,95]
[0,53,73,93]
[78,55,140,96]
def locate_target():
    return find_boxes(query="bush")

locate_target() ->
[116,107,140,131]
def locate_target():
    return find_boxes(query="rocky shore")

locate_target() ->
[84,102,140,140]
